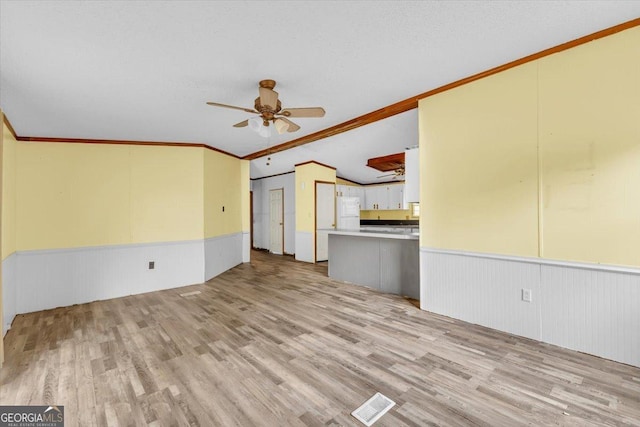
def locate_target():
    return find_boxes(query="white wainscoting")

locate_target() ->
[15,240,205,316]
[242,231,251,263]
[420,247,640,367]
[2,253,17,335]
[421,249,541,340]
[295,231,314,263]
[540,265,640,367]
[2,234,246,331]
[204,232,244,281]
[254,212,267,250]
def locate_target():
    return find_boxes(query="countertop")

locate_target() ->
[359,219,419,226]
[324,228,419,240]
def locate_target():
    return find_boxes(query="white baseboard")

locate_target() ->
[420,247,640,367]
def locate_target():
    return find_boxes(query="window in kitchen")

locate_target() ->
[411,203,420,218]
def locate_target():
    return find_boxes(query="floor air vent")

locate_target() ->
[351,392,396,426]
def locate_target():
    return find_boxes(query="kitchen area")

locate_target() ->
[251,145,420,301]
[326,147,420,300]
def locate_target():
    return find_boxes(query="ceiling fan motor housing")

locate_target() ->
[254,98,282,124]
[258,79,276,90]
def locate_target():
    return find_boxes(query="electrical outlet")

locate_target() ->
[522,288,532,302]
[149,261,155,270]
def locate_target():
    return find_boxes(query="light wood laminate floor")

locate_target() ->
[1,250,639,426]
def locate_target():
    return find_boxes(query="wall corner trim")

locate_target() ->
[2,114,19,140]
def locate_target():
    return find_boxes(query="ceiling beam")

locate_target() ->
[243,98,417,160]
[243,17,640,161]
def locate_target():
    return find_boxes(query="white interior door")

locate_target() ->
[315,182,335,262]
[269,188,284,255]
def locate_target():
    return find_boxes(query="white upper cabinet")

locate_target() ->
[364,184,406,210]
[388,184,405,210]
[349,186,365,207]
[337,185,364,207]
[364,186,380,210]
[404,147,419,203]
[338,183,406,210]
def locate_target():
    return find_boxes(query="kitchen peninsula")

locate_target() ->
[327,228,419,300]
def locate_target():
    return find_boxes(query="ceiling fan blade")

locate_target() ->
[233,119,249,128]
[259,87,279,110]
[279,117,300,133]
[206,102,258,114]
[279,107,325,118]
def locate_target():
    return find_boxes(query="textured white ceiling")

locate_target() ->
[1,1,639,183]
[251,109,418,183]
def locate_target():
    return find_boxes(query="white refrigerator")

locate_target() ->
[336,196,361,230]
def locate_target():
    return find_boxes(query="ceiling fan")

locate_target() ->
[377,167,405,179]
[206,79,325,137]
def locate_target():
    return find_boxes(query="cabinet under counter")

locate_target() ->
[327,230,419,300]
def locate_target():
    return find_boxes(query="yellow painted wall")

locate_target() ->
[295,162,336,232]
[420,62,539,257]
[360,209,413,220]
[420,26,640,267]
[15,142,208,250]
[538,27,640,266]
[2,118,17,259]
[203,149,245,238]
[14,141,247,250]
[130,145,204,243]
[0,113,5,363]
[18,143,127,249]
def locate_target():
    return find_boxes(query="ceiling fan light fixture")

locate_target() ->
[258,124,272,138]
[274,118,289,134]
[248,116,271,137]
[248,116,262,132]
